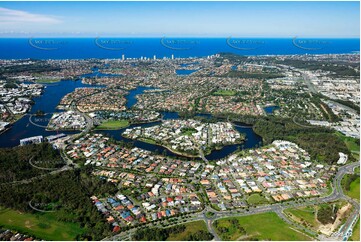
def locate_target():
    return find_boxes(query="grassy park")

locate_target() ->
[335,132,360,159]
[345,176,360,201]
[342,166,360,201]
[139,137,157,144]
[350,218,360,241]
[246,193,270,205]
[213,212,312,241]
[96,120,129,130]
[0,207,83,241]
[181,127,198,136]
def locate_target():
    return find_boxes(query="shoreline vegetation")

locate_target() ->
[124,133,246,158]
[134,135,201,158]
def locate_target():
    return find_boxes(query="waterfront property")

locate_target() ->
[123,119,244,157]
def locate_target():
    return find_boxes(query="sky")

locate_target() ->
[0,1,359,37]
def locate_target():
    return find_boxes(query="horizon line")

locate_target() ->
[0,36,360,39]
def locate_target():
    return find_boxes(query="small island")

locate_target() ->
[122,119,245,157]
[35,110,45,117]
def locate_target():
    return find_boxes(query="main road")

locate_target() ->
[105,161,360,241]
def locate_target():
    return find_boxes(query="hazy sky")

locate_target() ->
[0,1,359,37]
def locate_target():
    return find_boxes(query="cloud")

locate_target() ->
[0,7,61,24]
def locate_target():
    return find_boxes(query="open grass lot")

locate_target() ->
[345,140,360,153]
[350,218,360,241]
[342,166,360,202]
[0,207,83,241]
[139,137,157,144]
[335,132,360,159]
[247,193,269,205]
[346,177,360,201]
[213,212,312,241]
[285,206,319,228]
[166,220,209,241]
[96,119,129,129]
[213,90,237,96]
[181,127,197,136]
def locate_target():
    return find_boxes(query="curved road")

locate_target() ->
[7,89,359,242]
[105,161,359,241]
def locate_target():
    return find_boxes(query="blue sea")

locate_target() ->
[0,37,359,59]
[0,37,358,151]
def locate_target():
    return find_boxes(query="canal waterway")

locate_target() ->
[0,75,262,161]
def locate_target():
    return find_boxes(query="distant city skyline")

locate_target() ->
[0,1,359,37]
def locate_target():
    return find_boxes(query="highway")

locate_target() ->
[300,71,318,94]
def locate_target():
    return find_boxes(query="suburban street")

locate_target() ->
[105,161,360,241]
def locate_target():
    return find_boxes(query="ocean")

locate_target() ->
[0,37,359,59]
[0,37,358,149]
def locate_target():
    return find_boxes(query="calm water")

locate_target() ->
[0,80,262,160]
[1,37,356,155]
[125,86,156,109]
[206,125,262,160]
[264,105,280,114]
[176,69,198,76]
[0,38,359,59]
[98,120,262,161]
[0,79,103,147]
